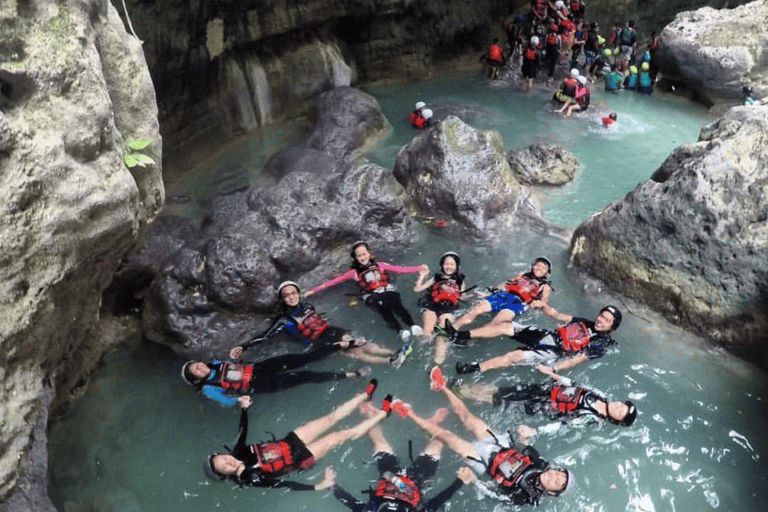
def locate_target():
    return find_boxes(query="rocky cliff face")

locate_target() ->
[0,0,162,507]
[570,106,768,368]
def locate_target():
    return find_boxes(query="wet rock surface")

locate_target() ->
[506,143,580,186]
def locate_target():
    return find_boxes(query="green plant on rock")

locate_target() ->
[124,138,155,168]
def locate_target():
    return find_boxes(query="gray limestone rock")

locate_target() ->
[506,143,580,185]
[570,106,768,367]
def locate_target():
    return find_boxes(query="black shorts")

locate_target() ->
[285,431,316,470]
[374,451,439,487]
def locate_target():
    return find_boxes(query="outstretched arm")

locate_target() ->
[306,269,358,296]
[538,303,573,323]
[420,467,475,512]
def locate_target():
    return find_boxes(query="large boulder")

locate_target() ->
[142,88,408,354]
[656,0,768,106]
[393,115,544,238]
[506,143,580,186]
[570,106,768,368]
[0,0,162,507]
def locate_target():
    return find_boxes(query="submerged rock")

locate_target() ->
[506,143,580,186]
[656,0,768,106]
[570,106,768,368]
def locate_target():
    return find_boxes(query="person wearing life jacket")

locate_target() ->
[637,61,653,94]
[481,38,505,79]
[553,68,580,103]
[408,101,426,127]
[601,111,618,126]
[547,0,569,23]
[410,105,433,129]
[181,355,370,407]
[414,252,466,364]
[556,75,589,115]
[623,64,638,90]
[617,20,637,70]
[529,0,548,26]
[397,370,569,505]
[454,368,638,432]
[306,242,426,340]
[521,36,541,90]
[229,281,399,365]
[581,22,600,77]
[543,24,561,83]
[504,14,526,58]
[325,403,476,512]
[205,384,392,490]
[569,0,586,21]
[603,63,623,92]
[454,305,621,375]
[647,30,660,82]
[449,257,553,335]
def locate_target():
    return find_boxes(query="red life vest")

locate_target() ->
[556,321,591,351]
[562,77,577,96]
[357,263,389,292]
[430,279,461,307]
[488,43,503,63]
[546,33,558,46]
[505,275,542,303]
[218,362,254,392]
[549,386,586,412]
[650,39,658,50]
[570,0,581,12]
[373,474,421,507]
[524,47,537,61]
[250,440,293,475]
[488,448,533,488]
[533,0,547,17]
[295,308,329,340]
[412,114,426,128]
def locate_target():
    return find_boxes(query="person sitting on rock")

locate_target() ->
[450,365,637,435]
[553,68,580,104]
[389,368,570,506]
[181,357,371,407]
[447,257,553,332]
[204,383,393,490]
[555,75,590,116]
[229,281,398,365]
[321,400,476,512]
[452,305,622,375]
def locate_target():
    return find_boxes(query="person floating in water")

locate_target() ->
[181,357,371,407]
[452,304,622,375]
[451,365,637,434]
[414,252,467,364]
[409,102,433,128]
[229,281,398,365]
[204,382,394,489]
[388,368,570,505]
[321,400,476,512]
[448,257,553,332]
[602,112,618,126]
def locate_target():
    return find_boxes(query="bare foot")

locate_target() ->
[428,408,449,424]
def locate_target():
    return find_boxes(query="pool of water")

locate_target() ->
[48,72,767,512]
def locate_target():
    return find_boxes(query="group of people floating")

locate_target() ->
[181,240,638,508]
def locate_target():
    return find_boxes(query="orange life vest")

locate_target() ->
[488,448,534,489]
[218,362,254,392]
[549,386,586,412]
[374,474,421,507]
[556,321,591,351]
[430,279,461,307]
[357,263,389,293]
[295,308,329,340]
[250,440,293,475]
[505,275,543,303]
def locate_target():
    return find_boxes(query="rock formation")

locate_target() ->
[506,143,580,185]
[0,0,163,507]
[655,0,768,106]
[570,106,768,368]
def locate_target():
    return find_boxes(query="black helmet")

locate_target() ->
[531,256,552,276]
[439,251,461,268]
[203,454,226,481]
[743,85,753,95]
[600,305,622,331]
[608,400,638,427]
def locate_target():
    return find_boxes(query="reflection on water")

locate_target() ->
[48,72,767,511]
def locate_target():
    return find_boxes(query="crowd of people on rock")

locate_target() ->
[181,241,638,509]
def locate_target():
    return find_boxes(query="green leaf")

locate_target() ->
[124,153,139,168]
[127,138,152,150]
[135,154,155,166]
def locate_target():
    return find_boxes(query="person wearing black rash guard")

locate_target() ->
[205,381,395,490]
[229,281,397,365]
[452,367,637,431]
[453,305,622,375]
[319,402,476,512]
[181,357,370,407]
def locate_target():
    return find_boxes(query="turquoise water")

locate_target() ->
[48,73,768,512]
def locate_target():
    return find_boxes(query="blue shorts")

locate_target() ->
[485,290,526,316]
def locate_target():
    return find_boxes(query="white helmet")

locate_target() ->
[570,68,579,78]
[555,0,564,8]
[530,36,539,46]
[422,108,433,120]
[415,101,426,110]
[578,75,587,84]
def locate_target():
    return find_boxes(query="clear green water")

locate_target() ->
[48,73,767,512]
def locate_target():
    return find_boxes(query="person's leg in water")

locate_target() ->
[402,406,478,460]
[366,293,403,332]
[336,332,396,364]
[452,299,492,329]
[252,342,341,373]
[435,383,492,440]
[293,383,376,445]
[384,292,417,331]
[258,367,370,394]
